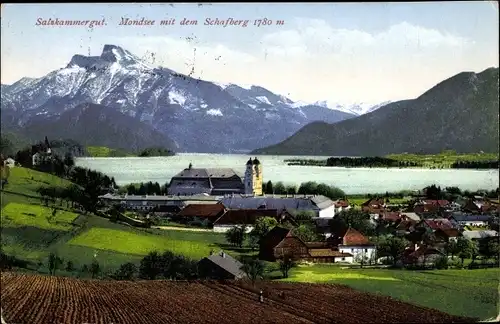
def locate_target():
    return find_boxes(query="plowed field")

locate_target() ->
[1,272,476,324]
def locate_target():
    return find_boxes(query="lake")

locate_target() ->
[75,153,499,195]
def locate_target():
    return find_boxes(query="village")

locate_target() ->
[94,157,500,279]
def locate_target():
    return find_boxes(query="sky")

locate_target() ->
[1,2,498,105]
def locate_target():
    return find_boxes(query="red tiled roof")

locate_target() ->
[214,209,279,225]
[435,228,460,238]
[380,212,402,222]
[395,219,417,231]
[335,200,350,208]
[177,204,226,218]
[342,228,373,246]
[361,198,385,207]
[422,219,454,230]
[424,200,449,207]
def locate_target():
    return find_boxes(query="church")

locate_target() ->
[167,157,263,196]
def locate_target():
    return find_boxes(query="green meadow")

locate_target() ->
[86,146,133,157]
[280,264,500,320]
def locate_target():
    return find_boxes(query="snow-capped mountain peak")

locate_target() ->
[290,99,392,116]
[2,44,356,153]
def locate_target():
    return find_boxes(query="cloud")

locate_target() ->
[117,35,256,81]
[260,19,473,59]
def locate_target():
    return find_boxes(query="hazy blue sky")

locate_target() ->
[1,2,498,104]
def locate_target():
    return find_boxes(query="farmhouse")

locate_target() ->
[197,250,247,280]
[327,227,376,262]
[258,226,371,264]
[361,198,386,213]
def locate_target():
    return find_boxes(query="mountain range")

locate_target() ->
[252,67,500,156]
[0,44,386,154]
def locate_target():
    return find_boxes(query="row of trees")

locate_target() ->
[424,184,499,200]
[138,147,175,157]
[451,160,499,169]
[262,181,345,200]
[120,181,169,196]
[325,157,420,168]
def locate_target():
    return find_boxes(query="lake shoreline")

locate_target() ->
[75,154,499,195]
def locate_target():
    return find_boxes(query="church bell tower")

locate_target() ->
[244,157,263,196]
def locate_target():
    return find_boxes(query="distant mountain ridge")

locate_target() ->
[1,44,359,153]
[252,68,500,156]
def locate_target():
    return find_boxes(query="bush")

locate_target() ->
[434,256,449,270]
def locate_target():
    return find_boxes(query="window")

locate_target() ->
[364,249,368,252]
[341,257,345,261]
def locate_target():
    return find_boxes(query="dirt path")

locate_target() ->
[152,226,212,232]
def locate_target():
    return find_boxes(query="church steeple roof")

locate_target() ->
[246,158,253,165]
[252,157,261,165]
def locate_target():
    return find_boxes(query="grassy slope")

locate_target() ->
[281,265,499,320]
[86,146,134,157]
[387,152,499,168]
[0,167,228,273]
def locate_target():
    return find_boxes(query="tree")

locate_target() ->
[265,181,273,194]
[424,184,443,200]
[47,253,63,276]
[240,259,265,285]
[456,237,477,266]
[445,240,459,259]
[278,255,295,278]
[114,262,138,280]
[377,236,408,266]
[485,240,500,262]
[225,225,247,248]
[90,260,101,279]
[273,182,286,194]
[292,224,318,242]
[329,209,375,237]
[65,260,74,272]
[139,251,164,280]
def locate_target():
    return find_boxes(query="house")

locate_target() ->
[197,250,247,280]
[98,193,221,210]
[394,219,418,235]
[417,219,455,231]
[376,212,405,223]
[434,228,461,243]
[462,230,499,242]
[3,158,15,168]
[462,199,493,214]
[450,213,491,227]
[333,200,351,213]
[31,136,52,166]
[361,198,386,213]
[220,195,336,218]
[400,212,420,222]
[305,242,353,263]
[258,227,310,262]
[175,203,226,225]
[412,200,449,214]
[151,205,181,217]
[327,227,376,262]
[402,245,445,265]
[258,227,354,263]
[212,209,295,233]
